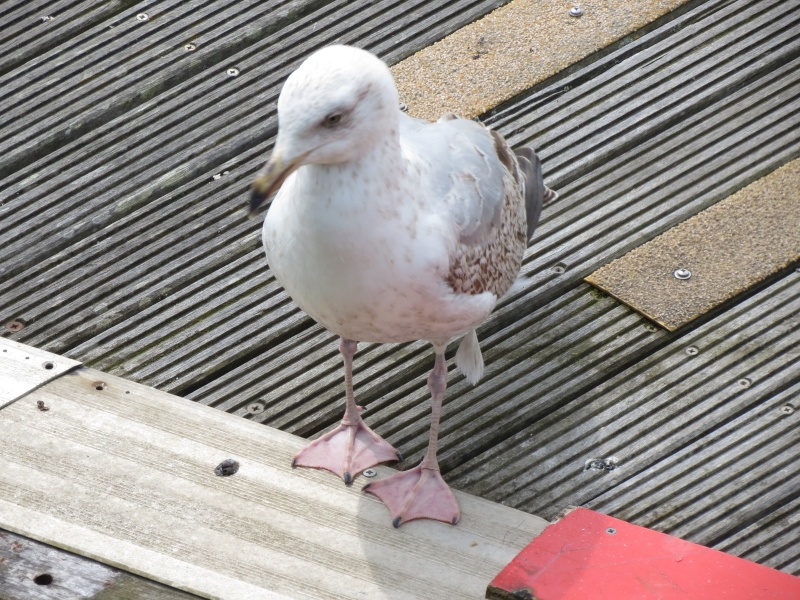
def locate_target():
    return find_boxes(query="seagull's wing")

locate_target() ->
[400,113,545,246]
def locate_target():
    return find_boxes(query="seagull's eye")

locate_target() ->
[324,113,342,127]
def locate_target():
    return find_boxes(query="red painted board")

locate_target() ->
[487,508,800,600]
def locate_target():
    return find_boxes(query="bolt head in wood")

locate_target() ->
[246,402,265,415]
[5,320,24,332]
[136,13,148,21]
[674,268,692,280]
[363,468,377,478]
[569,7,584,17]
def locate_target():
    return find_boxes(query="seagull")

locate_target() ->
[249,45,556,527]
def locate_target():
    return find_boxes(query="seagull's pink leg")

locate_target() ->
[363,348,460,527]
[292,338,401,484]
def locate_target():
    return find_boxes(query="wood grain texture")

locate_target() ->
[0,339,80,409]
[449,270,800,575]
[0,367,547,599]
[0,0,798,584]
[0,528,200,600]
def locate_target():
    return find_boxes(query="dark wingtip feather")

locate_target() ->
[514,146,546,241]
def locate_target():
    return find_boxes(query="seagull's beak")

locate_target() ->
[248,149,303,219]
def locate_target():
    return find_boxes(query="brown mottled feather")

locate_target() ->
[445,126,552,297]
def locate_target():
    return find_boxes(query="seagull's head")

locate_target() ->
[249,45,400,217]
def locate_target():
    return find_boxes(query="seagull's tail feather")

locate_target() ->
[514,147,557,242]
[455,329,484,385]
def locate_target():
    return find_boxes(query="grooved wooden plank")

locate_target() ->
[0,338,80,409]
[0,528,201,600]
[184,0,800,442]
[0,0,333,179]
[0,367,547,599]
[0,0,140,76]
[0,0,508,183]
[2,0,794,404]
[448,270,800,575]
[0,0,512,286]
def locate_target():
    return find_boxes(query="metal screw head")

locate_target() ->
[184,43,196,51]
[363,468,378,478]
[781,405,794,415]
[569,7,584,17]
[685,346,699,356]
[585,457,617,472]
[606,527,617,534]
[5,320,24,332]
[245,402,265,415]
[227,67,240,77]
[737,378,751,388]
[136,13,148,21]
[674,268,692,280]
[552,263,567,274]
[399,102,408,113]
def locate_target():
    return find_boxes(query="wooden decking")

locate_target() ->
[0,339,547,598]
[1,0,799,595]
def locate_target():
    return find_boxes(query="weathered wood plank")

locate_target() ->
[448,270,800,575]
[0,528,201,600]
[0,0,141,76]
[0,338,79,409]
[0,366,547,599]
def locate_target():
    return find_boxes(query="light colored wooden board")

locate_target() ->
[0,366,547,600]
[586,158,800,330]
[0,338,80,409]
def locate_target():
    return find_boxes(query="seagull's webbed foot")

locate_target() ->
[363,464,460,527]
[292,416,401,485]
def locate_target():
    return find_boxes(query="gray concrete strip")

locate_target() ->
[392,0,690,120]
[586,158,800,330]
